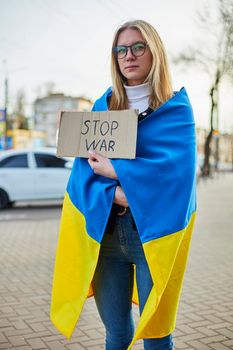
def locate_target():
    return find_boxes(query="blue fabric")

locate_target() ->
[111,88,196,243]
[92,209,173,350]
[66,86,196,244]
[67,158,116,242]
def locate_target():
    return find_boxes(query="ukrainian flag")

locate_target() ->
[50,87,196,349]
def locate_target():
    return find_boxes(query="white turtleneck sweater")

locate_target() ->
[124,82,150,114]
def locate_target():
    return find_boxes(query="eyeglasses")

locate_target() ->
[113,42,148,59]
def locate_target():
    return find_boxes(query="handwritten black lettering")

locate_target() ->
[111,121,119,135]
[85,139,116,152]
[108,140,115,151]
[99,139,107,151]
[85,139,101,151]
[92,120,100,135]
[100,121,110,136]
[81,120,90,135]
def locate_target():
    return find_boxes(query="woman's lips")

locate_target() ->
[125,65,138,70]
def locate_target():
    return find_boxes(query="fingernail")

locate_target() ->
[89,150,95,155]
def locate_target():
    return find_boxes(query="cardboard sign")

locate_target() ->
[56,110,138,159]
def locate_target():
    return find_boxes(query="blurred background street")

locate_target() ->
[0,173,233,350]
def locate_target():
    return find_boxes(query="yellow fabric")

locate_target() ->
[127,212,196,349]
[51,194,195,348]
[50,193,100,338]
[132,265,139,305]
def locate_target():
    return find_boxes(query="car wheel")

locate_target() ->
[0,189,10,209]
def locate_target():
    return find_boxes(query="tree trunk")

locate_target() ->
[202,71,220,177]
[202,88,215,176]
[203,129,213,177]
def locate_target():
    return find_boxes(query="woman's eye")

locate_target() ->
[118,47,126,55]
[133,44,144,52]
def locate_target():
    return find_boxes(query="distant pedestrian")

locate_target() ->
[51,19,197,350]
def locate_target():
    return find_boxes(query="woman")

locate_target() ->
[51,20,196,350]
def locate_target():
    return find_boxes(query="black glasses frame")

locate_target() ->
[113,42,148,59]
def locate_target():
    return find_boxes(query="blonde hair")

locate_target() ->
[109,20,173,110]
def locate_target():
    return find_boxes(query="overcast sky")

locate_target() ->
[0,0,232,132]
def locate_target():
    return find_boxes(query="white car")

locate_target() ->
[0,148,73,209]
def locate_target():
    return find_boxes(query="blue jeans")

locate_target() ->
[92,209,173,350]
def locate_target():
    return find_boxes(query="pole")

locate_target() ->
[3,60,8,149]
[214,88,219,172]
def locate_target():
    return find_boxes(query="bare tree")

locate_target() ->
[174,0,233,176]
[12,89,28,129]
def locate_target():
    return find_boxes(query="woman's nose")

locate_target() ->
[125,48,135,60]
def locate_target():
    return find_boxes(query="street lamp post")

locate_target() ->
[4,77,9,149]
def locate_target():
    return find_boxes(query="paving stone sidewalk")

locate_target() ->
[0,173,233,349]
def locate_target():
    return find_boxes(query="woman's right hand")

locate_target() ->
[114,186,129,207]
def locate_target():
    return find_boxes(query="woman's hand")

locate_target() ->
[114,186,129,207]
[88,151,117,179]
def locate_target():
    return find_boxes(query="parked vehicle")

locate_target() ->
[0,148,73,209]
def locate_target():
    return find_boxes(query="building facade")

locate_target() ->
[6,129,47,149]
[196,127,233,171]
[34,93,93,146]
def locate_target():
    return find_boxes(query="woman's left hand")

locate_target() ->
[88,151,118,179]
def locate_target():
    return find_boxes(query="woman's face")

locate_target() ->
[116,28,153,86]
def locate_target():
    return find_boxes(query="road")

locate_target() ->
[0,173,233,349]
